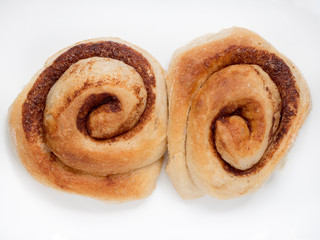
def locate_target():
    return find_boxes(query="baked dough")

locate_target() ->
[9,38,167,202]
[166,27,311,199]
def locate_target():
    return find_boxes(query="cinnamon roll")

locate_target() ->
[166,27,311,199]
[9,38,167,202]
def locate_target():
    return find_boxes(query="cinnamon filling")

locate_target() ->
[199,47,300,176]
[22,41,156,143]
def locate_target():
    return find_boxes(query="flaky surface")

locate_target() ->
[166,27,311,199]
[9,38,167,202]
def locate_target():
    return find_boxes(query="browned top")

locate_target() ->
[22,41,156,143]
[203,46,299,176]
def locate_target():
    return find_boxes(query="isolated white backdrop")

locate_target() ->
[1,0,320,239]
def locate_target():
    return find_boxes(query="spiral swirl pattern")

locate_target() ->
[9,38,167,202]
[166,27,310,199]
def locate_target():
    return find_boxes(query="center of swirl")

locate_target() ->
[44,57,147,142]
[213,102,267,170]
[209,65,281,170]
[43,57,148,173]
[187,64,281,172]
[76,93,123,139]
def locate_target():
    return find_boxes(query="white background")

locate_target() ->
[1,0,320,239]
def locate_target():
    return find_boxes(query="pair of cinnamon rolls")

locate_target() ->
[9,27,310,202]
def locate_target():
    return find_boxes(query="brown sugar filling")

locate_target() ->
[22,41,156,143]
[204,46,299,176]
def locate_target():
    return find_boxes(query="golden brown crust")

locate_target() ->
[9,38,167,202]
[166,27,311,199]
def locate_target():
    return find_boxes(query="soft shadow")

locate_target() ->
[180,169,284,212]
[159,159,255,212]
[5,119,146,213]
[178,191,254,213]
[160,149,255,211]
